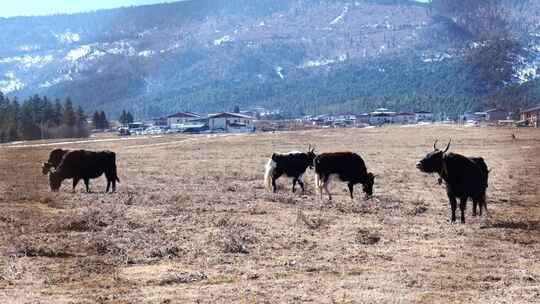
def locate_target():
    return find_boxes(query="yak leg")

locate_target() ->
[272,177,277,193]
[448,194,457,223]
[316,174,323,200]
[472,199,478,216]
[323,176,332,201]
[105,172,114,193]
[73,178,80,191]
[348,182,354,200]
[480,193,488,216]
[459,197,467,224]
[292,177,297,193]
[298,174,305,193]
[84,178,90,193]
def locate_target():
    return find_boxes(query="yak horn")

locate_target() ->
[433,140,439,150]
[443,139,451,153]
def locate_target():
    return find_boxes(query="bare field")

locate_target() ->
[0,126,539,303]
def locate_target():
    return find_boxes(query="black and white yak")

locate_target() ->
[42,148,69,175]
[416,140,490,223]
[49,150,120,193]
[264,147,316,193]
[313,152,376,201]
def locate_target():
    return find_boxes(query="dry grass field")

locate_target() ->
[0,126,539,303]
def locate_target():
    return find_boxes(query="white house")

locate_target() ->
[369,108,396,125]
[167,112,202,127]
[414,111,434,122]
[208,112,255,132]
[394,112,416,124]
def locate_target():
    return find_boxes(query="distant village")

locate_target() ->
[117,105,540,136]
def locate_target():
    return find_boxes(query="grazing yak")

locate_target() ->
[42,148,69,175]
[314,152,375,201]
[49,150,120,193]
[416,140,489,223]
[264,146,316,193]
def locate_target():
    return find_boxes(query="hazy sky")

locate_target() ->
[1,0,431,18]
[0,0,172,18]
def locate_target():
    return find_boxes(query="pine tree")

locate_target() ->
[126,111,134,124]
[119,110,128,125]
[76,106,89,137]
[63,98,76,127]
[53,99,63,126]
[20,101,39,140]
[100,111,109,129]
[92,111,101,129]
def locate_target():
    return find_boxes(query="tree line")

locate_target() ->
[0,93,89,143]
[0,91,139,143]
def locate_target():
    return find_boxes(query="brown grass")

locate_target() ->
[0,126,539,303]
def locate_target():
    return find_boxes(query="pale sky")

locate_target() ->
[1,1,431,18]
[0,0,172,18]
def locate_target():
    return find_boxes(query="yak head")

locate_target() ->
[363,172,376,198]
[416,139,451,173]
[306,144,316,169]
[48,170,62,192]
[42,162,53,175]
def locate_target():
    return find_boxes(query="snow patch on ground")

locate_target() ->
[214,35,232,46]
[421,52,451,63]
[0,55,54,69]
[275,66,284,79]
[39,72,74,88]
[66,46,92,61]
[160,43,181,54]
[302,58,336,68]
[18,45,40,52]
[65,42,137,61]
[106,41,136,56]
[54,30,80,44]
[301,54,347,68]
[330,5,349,25]
[516,65,539,84]
[0,72,25,93]
[138,50,155,57]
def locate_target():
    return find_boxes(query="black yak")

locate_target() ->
[49,150,120,193]
[42,148,69,175]
[264,146,316,193]
[416,140,489,223]
[313,152,375,201]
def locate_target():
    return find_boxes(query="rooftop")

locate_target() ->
[208,112,254,119]
[168,111,201,118]
[522,105,540,113]
[485,108,507,113]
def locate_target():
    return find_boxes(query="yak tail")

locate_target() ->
[314,173,321,194]
[264,157,276,191]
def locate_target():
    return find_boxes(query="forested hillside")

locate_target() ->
[0,0,539,118]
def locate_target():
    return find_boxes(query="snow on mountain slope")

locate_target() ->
[0,0,538,116]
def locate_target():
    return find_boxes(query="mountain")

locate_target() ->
[1,0,539,118]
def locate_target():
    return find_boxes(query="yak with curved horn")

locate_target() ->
[416,139,490,223]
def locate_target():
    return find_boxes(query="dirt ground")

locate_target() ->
[0,126,539,304]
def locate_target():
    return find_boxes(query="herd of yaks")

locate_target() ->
[41,139,490,224]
